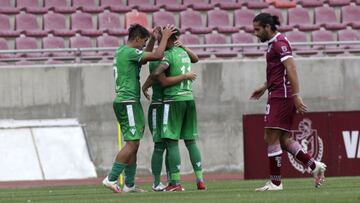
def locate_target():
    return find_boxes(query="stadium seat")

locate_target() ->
[15,36,43,58]
[183,0,215,11]
[71,12,103,37]
[44,0,76,14]
[70,36,96,56]
[97,35,121,55]
[15,60,34,65]
[0,14,20,37]
[15,13,48,37]
[285,30,318,55]
[239,0,269,9]
[128,0,160,12]
[231,33,264,57]
[100,0,131,13]
[271,0,296,8]
[262,8,293,32]
[72,0,104,13]
[211,0,241,10]
[179,34,211,58]
[155,0,187,12]
[298,0,324,7]
[98,11,128,36]
[16,0,48,14]
[0,38,14,59]
[153,11,177,27]
[338,29,360,52]
[341,6,360,29]
[180,10,212,34]
[208,9,239,33]
[205,33,237,58]
[0,0,20,14]
[328,0,351,6]
[44,13,76,37]
[125,11,149,29]
[356,0,360,5]
[234,9,255,33]
[315,7,346,31]
[43,36,73,57]
[288,7,320,31]
[312,30,344,54]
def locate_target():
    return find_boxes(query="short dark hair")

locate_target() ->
[162,26,181,41]
[128,24,150,41]
[253,13,280,31]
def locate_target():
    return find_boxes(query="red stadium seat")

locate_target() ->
[0,0,20,14]
[298,0,324,8]
[211,0,241,10]
[288,7,320,31]
[208,9,239,33]
[43,36,73,57]
[17,0,47,14]
[271,0,296,8]
[338,29,360,52]
[328,0,351,6]
[70,36,96,56]
[234,9,255,33]
[180,10,212,34]
[155,0,187,12]
[100,0,131,13]
[341,6,360,29]
[153,11,177,27]
[71,12,102,37]
[97,35,121,55]
[312,30,344,54]
[125,11,149,29]
[98,11,128,36]
[179,34,211,58]
[44,13,76,37]
[16,13,48,37]
[183,0,215,11]
[44,0,76,14]
[128,0,160,12]
[239,0,269,9]
[315,7,346,31]
[72,0,104,13]
[0,38,14,59]
[231,33,264,57]
[15,36,43,58]
[0,14,20,37]
[205,33,237,58]
[262,8,293,32]
[285,30,318,55]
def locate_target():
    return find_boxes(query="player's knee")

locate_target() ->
[184,140,196,147]
[127,140,140,151]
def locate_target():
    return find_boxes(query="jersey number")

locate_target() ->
[180,65,191,89]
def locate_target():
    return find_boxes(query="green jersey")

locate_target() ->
[149,61,163,102]
[113,45,145,103]
[161,47,193,101]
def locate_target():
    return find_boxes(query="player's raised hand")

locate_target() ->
[161,24,177,39]
[174,40,184,48]
[250,85,266,100]
[152,26,161,40]
[293,95,308,114]
[185,72,197,81]
[142,85,151,100]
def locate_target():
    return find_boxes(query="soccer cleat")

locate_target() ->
[164,184,185,192]
[123,184,147,193]
[311,161,327,188]
[255,181,283,192]
[197,181,206,190]
[152,182,167,192]
[102,176,122,193]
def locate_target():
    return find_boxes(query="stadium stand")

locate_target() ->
[0,0,359,64]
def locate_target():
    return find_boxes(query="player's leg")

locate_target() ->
[162,101,185,191]
[280,134,326,187]
[181,100,205,190]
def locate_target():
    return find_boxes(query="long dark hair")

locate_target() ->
[253,13,280,31]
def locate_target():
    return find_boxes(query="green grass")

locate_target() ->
[1,177,360,203]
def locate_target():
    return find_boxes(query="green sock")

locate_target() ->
[124,164,137,187]
[186,141,203,181]
[165,149,170,184]
[151,142,166,186]
[166,140,181,185]
[108,161,127,181]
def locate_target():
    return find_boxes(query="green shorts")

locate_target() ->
[113,101,145,141]
[161,100,198,140]
[148,102,164,143]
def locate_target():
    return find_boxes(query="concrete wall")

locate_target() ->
[1,57,359,176]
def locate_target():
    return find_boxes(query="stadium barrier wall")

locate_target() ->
[243,111,360,179]
[0,57,359,176]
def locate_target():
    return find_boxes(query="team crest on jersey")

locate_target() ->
[281,46,288,52]
[287,119,324,173]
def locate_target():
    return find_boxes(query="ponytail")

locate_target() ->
[253,13,281,31]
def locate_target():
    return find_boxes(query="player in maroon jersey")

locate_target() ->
[250,13,327,191]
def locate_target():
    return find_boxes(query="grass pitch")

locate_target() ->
[1,176,360,203]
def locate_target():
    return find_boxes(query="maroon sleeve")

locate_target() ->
[273,40,293,62]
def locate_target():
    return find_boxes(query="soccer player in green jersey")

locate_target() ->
[150,29,206,191]
[142,34,199,192]
[102,24,177,193]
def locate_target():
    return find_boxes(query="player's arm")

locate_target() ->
[283,58,308,114]
[175,40,199,63]
[250,81,267,100]
[157,72,196,87]
[140,25,177,64]
[144,26,161,52]
[142,76,154,100]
